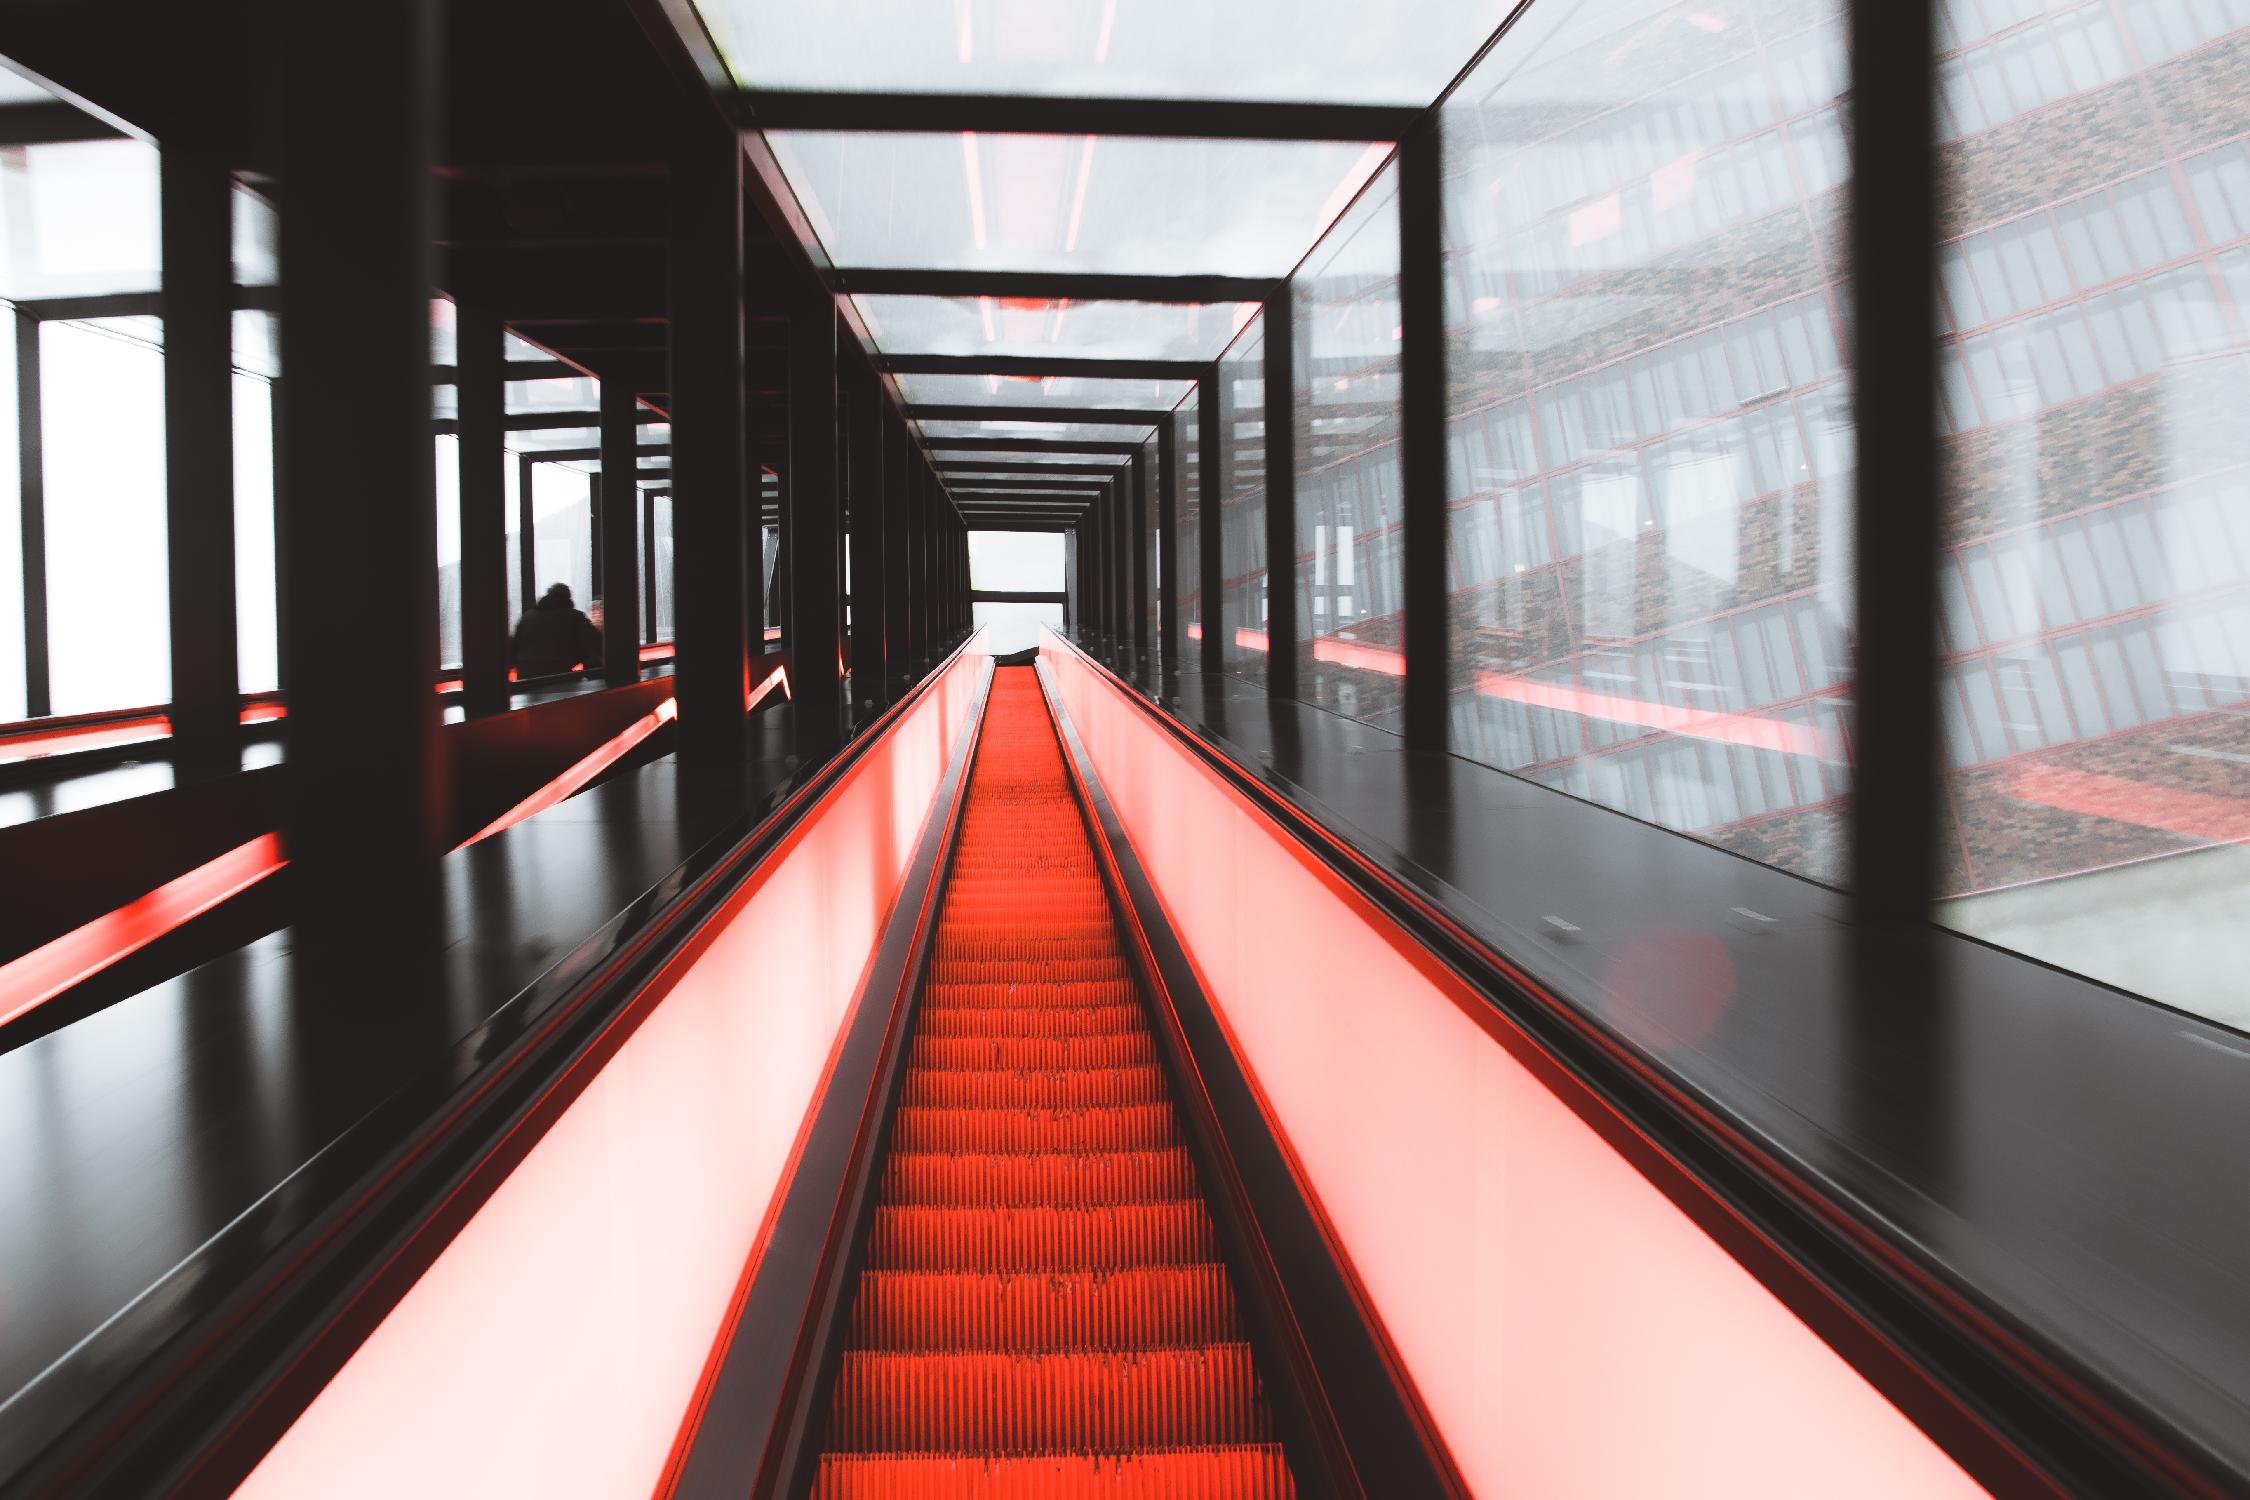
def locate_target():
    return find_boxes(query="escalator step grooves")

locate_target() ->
[811,668,1296,1497]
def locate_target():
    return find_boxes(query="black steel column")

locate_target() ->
[787,299,844,760]
[277,0,445,975]
[1400,121,1450,753]
[161,142,239,774]
[1261,287,1297,698]
[1197,364,1224,675]
[846,373,887,714]
[15,309,46,718]
[457,282,509,716]
[515,452,539,624]
[598,371,641,686]
[910,461,931,668]
[1110,473,1131,648]
[1849,0,1943,1142]
[883,418,912,694]
[669,128,749,785]
[1157,411,1180,680]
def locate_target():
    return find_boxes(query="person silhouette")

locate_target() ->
[511,582,604,679]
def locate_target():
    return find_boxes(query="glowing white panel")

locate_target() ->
[859,297,1253,361]
[1040,630,1987,1500]
[897,372,1191,410]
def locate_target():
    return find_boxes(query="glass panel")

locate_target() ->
[699,0,1517,105]
[1177,388,1201,641]
[651,494,677,641]
[1440,0,1854,886]
[1144,432,1162,645]
[1296,160,1403,724]
[895,372,1190,410]
[528,463,595,621]
[44,318,168,713]
[858,295,1255,360]
[919,418,1156,444]
[970,530,1065,591]
[435,435,464,670]
[0,313,19,720]
[974,599,1066,655]
[504,424,603,453]
[1218,319,1266,681]
[233,363,279,693]
[931,447,1129,467]
[1934,5,2250,1030]
[0,136,161,300]
[505,375,599,414]
[767,130,1392,276]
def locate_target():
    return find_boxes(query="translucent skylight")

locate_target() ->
[919,418,1157,444]
[896,373,1190,410]
[696,0,1518,107]
[856,295,1255,360]
[767,130,1393,276]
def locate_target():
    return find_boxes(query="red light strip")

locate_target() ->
[639,642,677,664]
[0,833,287,1028]
[461,699,679,848]
[239,702,289,725]
[2003,760,2250,844]
[1234,627,1269,653]
[745,662,792,714]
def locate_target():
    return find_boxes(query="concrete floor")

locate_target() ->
[1941,841,2250,1032]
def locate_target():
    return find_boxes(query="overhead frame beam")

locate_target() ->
[907,405,1170,427]
[936,461,1122,478]
[832,269,1281,303]
[933,437,1146,455]
[733,90,1416,142]
[881,354,1206,380]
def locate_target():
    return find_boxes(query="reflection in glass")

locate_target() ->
[1295,163,1403,724]
[1218,321,1267,682]
[1176,388,1201,642]
[1440,0,1855,884]
[1932,4,2250,1029]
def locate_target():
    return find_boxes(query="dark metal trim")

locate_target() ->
[884,353,1206,380]
[16,308,50,718]
[1397,119,1448,752]
[832,268,1281,303]
[1197,362,1224,674]
[969,589,1067,604]
[732,89,1417,141]
[907,404,1170,426]
[935,460,1122,477]
[0,101,125,146]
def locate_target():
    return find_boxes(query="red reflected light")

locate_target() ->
[460,699,679,847]
[1475,668,1822,757]
[0,833,287,1028]
[1040,629,1985,1500]
[1234,628,1268,653]
[2003,760,2250,844]
[1185,623,1202,641]
[238,702,289,725]
[435,679,465,695]
[1312,638,1405,677]
[1601,925,1735,1050]
[744,662,792,713]
[639,642,676,664]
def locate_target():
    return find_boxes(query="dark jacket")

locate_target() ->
[512,591,604,678]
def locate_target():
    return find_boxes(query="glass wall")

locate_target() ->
[1931,2,2250,1027]
[1295,161,1404,725]
[234,191,280,695]
[1440,0,1855,885]
[1175,387,1201,646]
[526,461,595,612]
[1141,433,1162,645]
[650,493,677,641]
[1218,319,1267,680]
[44,318,169,715]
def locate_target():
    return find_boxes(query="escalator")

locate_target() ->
[810,666,1297,1496]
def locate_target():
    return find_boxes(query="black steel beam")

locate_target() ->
[277,0,445,988]
[971,590,1069,604]
[908,404,1169,427]
[14,310,47,718]
[832,268,1281,304]
[733,90,1417,142]
[431,358,582,383]
[160,141,239,776]
[669,125,750,787]
[788,298,845,760]
[934,437,1145,455]
[1399,121,1448,752]
[1198,363,1223,674]
[847,369,888,713]
[1261,289,1297,698]
[1131,444,1152,660]
[883,416,912,695]
[945,477,1107,494]
[881,354,1205,381]
[936,461,1121,478]
[457,279,512,717]
[598,367,642,687]
[1849,0,1943,1157]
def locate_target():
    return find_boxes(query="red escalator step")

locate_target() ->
[899,1065,1170,1111]
[908,1032,1159,1073]
[913,1004,1146,1040]
[824,1345,1271,1452]
[810,1445,1296,1499]
[889,1104,1178,1156]
[879,1149,1199,1209]
[865,1202,1220,1273]
[845,1266,1243,1352]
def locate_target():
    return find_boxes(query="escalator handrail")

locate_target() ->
[1041,630,2215,1500]
[4,632,985,1500]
